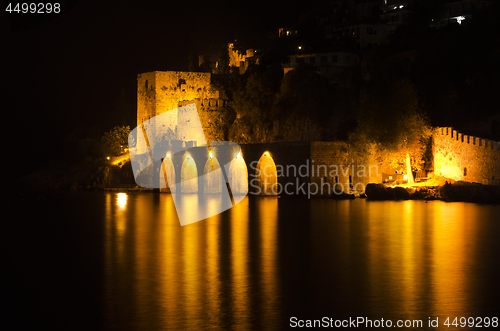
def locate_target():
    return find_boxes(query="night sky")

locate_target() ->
[2,0,306,182]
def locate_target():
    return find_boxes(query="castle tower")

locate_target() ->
[135,71,222,153]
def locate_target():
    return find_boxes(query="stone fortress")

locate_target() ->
[134,70,500,195]
[198,42,258,75]
[136,71,228,154]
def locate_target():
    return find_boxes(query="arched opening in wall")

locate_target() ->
[256,152,278,195]
[464,167,467,177]
[160,155,175,192]
[203,155,222,194]
[229,153,248,195]
[181,154,198,193]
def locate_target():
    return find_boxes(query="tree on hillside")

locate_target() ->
[101,125,131,157]
[228,70,282,143]
[272,65,337,141]
[351,78,431,184]
[215,46,230,74]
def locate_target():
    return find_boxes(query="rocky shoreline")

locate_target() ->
[365,182,500,204]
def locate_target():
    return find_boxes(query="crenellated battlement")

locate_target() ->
[433,127,500,184]
[435,127,500,151]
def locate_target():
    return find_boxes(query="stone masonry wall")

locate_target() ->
[433,127,500,184]
[137,71,226,152]
[179,98,228,143]
[310,142,380,194]
[240,142,312,195]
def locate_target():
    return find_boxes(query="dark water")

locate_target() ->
[3,192,500,330]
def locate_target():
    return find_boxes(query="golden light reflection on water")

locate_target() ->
[396,202,420,318]
[205,208,222,327]
[105,193,129,265]
[258,198,280,326]
[116,192,128,209]
[158,195,182,329]
[364,201,429,319]
[430,203,477,319]
[363,201,482,321]
[182,209,204,327]
[133,193,158,329]
[231,197,250,329]
[103,194,498,329]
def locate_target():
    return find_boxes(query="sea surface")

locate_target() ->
[3,192,500,330]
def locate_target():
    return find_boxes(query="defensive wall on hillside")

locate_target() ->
[433,127,500,184]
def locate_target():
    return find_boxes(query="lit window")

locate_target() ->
[456,16,465,24]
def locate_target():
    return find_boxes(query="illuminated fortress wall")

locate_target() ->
[309,142,383,193]
[433,127,500,184]
[136,71,226,153]
[178,98,228,142]
[135,73,500,188]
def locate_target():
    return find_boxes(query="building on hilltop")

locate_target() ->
[278,27,298,38]
[227,43,257,74]
[282,50,359,76]
[199,42,258,75]
[439,0,491,26]
[328,20,397,51]
[380,0,411,25]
